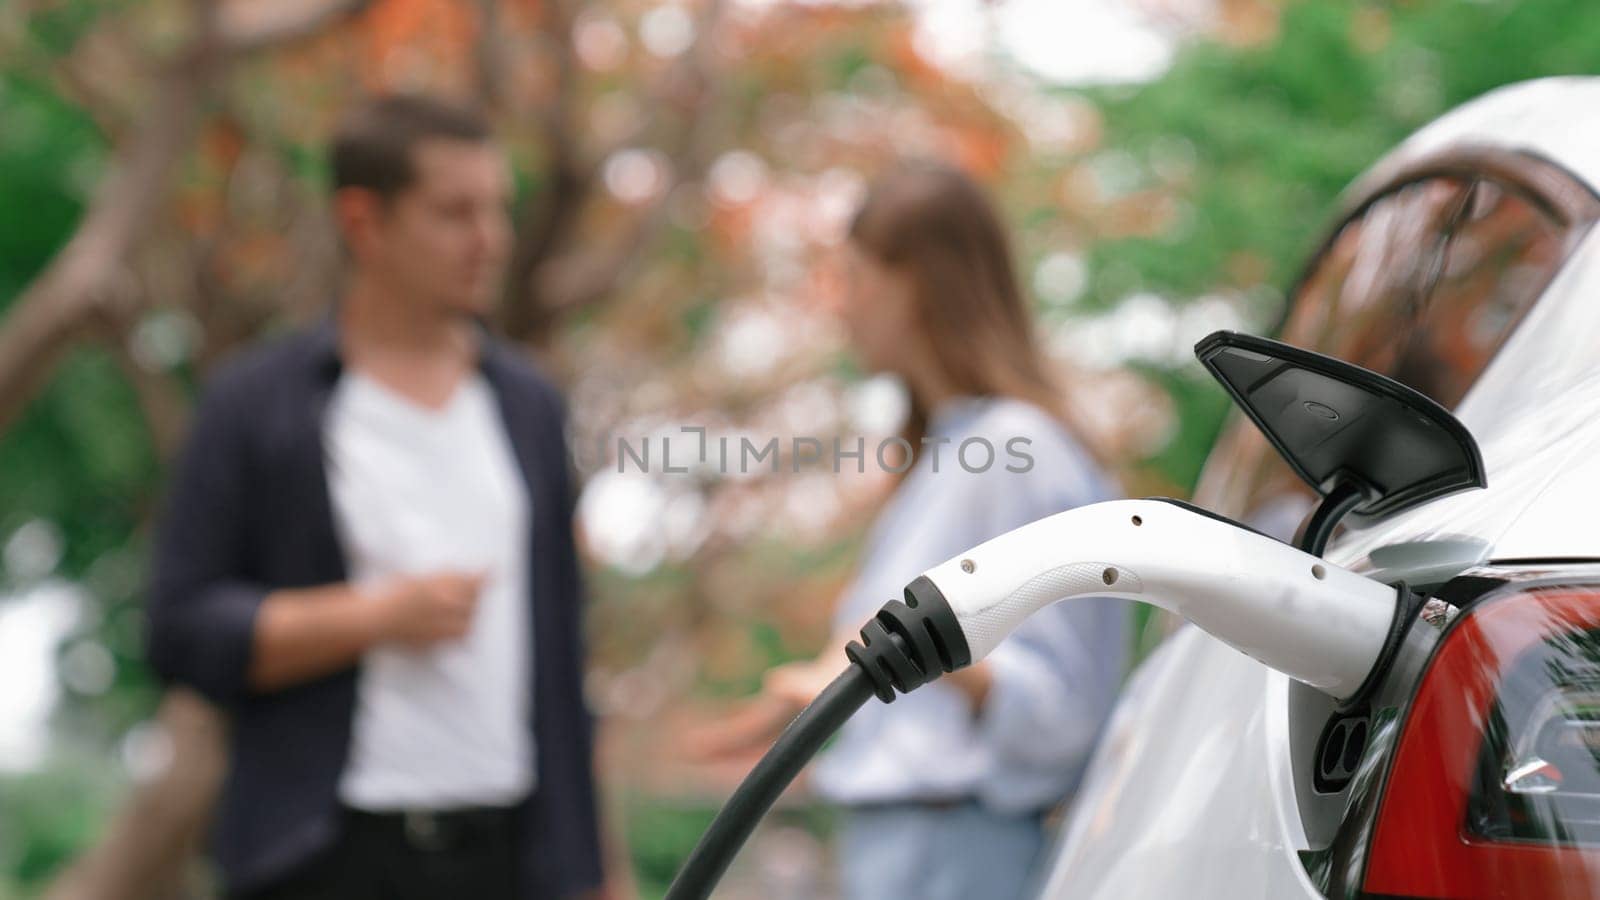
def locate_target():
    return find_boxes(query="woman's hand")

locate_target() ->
[944,661,994,713]
[762,659,841,712]
[681,659,841,761]
[771,652,994,714]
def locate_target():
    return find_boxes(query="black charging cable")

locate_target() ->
[664,577,971,900]
[664,666,872,898]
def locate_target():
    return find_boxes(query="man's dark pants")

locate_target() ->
[232,806,520,900]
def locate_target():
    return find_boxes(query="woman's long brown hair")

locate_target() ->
[849,162,1096,463]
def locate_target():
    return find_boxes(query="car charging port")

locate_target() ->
[1336,583,1424,714]
[1314,707,1371,793]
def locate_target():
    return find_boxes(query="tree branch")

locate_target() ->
[41,690,228,900]
[471,0,510,111]
[217,0,375,55]
[86,282,193,462]
[500,0,588,343]
[0,0,372,435]
[503,0,727,346]
[0,66,210,434]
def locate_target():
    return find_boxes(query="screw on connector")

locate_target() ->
[1102,567,1118,585]
[960,559,975,573]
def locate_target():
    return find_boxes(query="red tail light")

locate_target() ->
[1365,587,1600,898]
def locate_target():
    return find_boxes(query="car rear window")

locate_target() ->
[1197,155,1595,533]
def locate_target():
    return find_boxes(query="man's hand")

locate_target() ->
[369,571,486,648]
[249,571,486,692]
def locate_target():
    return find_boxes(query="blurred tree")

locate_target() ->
[1057,0,1600,491]
[6,0,1600,897]
[0,1,1035,895]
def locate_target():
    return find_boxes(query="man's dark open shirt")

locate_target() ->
[144,320,602,896]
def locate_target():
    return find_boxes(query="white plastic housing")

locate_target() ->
[920,498,1396,700]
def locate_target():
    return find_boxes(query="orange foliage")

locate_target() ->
[200,119,247,171]
[885,23,942,88]
[356,0,477,90]
[947,123,1010,177]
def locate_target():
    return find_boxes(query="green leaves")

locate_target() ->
[1062,0,1600,492]
[0,75,104,304]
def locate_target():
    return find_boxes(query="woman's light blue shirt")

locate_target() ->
[812,396,1129,813]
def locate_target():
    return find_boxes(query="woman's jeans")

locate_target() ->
[838,802,1047,900]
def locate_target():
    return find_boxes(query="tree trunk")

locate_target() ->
[43,690,228,900]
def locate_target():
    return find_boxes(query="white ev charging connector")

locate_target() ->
[917,497,1394,700]
[666,497,1402,899]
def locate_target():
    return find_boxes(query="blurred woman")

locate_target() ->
[724,162,1129,899]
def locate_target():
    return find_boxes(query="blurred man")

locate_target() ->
[145,95,602,899]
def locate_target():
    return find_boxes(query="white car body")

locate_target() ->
[1035,77,1600,898]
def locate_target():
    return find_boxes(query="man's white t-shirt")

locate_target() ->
[325,369,534,810]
